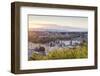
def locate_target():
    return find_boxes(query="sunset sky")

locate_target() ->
[28,15,88,31]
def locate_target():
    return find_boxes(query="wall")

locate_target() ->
[0,0,100,76]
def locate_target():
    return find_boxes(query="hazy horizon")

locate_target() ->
[28,15,88,32]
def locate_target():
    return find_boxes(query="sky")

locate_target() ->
[28,15,88,32]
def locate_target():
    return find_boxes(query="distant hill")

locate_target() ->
[29,23,87,32]
[29,27,87,32]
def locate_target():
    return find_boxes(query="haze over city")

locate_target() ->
[29,15,88,32]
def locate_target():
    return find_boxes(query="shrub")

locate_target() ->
[30,43,88,60]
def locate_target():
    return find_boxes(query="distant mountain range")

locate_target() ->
[29,28,87,32]
[29,23,88,32]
